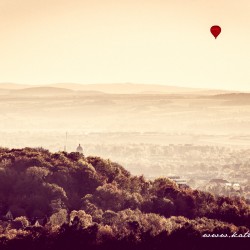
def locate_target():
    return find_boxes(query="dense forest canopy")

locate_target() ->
[0,147,249,249]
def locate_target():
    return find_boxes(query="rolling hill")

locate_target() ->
[9,87,75,96]
[0,82,238,96]
[0,148,249,250]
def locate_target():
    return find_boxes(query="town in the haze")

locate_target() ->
[68,139,249,201]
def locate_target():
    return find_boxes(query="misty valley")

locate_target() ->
[0,87,250,201]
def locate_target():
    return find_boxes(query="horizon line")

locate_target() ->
[0,82,245,93]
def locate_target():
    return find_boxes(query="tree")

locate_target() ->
[70,210,92,229]
[49,209,68,228]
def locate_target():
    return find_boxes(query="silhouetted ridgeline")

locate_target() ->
[0,148,249,250]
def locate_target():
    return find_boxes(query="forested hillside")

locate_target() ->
[0,148,249,249]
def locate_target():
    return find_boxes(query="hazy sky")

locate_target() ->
[0,0,250,91]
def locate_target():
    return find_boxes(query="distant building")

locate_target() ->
[76,144,83,153]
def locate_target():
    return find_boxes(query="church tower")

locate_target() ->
[76,144,83,153]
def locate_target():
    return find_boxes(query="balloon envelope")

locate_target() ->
[210,25,221,39]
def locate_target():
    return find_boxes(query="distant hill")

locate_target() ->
[213,93,250,99]
[194,89,239,95]
[10,87,75,96]
[78,90,106,95]
[49,83,231,95]
[0,147,249,250]
[211,93,250,105]
[0,83,241,99]
[0,83,240,96]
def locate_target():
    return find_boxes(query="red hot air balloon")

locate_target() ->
[210,25,221,39]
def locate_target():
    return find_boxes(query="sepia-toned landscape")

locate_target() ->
[1,83,250,200]
[1,0,250,249]
[0,83,249,250]
[1,83,250,198]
